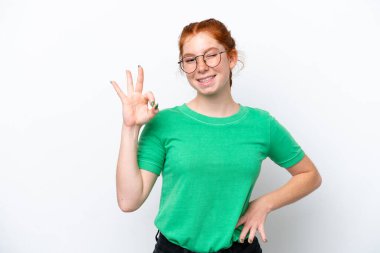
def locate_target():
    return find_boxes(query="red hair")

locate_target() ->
[178,18,239,87]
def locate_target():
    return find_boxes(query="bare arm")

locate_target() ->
[111,66,159,212]
[259,154,322,212]
[236,154,322,243]
[115,125,143,212]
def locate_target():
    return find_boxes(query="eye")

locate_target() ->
[205,53,218,59]
[184,57,196,63]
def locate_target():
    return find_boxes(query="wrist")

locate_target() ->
[122,124,142,131]
[121,124,141,138]
[256,196,275,213]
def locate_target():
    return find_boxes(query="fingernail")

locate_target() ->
[150,101,155,107]
[248,239,252,243]
[154,103,159,109]
[109,81,113,84]
[138,65,141,68]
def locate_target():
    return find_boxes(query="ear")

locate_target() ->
[228,49,238,69]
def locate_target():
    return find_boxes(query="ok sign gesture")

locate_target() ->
[110,66,159,127]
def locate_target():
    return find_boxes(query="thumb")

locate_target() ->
[143,91,156,108]
[147,103,159,119]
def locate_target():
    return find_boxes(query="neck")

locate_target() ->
[186,94,239,117]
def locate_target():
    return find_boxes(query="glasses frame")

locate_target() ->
[178,50,227,74]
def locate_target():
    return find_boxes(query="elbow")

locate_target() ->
[313,171,322,190]
[118,198,141,213]
[120,207,136,213]
[119,203,139,213]
[318,174,322,187]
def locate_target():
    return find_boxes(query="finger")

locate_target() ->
[110,80,126,100]
[248,227,257,244]
[135,65,144,93]
[143,91,156,108]
[257,225,267,243]
[148,103,159,118]
[239,225,251,243]
[143,91,159,116]
[126,70,134,96]
[143,94,159,118]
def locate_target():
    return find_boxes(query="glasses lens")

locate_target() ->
[204,51,221,68]
[179,50,224,73]
[181,57,197,73]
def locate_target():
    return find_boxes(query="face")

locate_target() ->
[181,32,237,96]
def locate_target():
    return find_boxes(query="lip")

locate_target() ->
[196,75,216,82]
[196,75,216,87]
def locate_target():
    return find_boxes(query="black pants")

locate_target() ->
[153,229,262,253]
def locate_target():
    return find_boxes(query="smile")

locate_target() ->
[197,75,216,85]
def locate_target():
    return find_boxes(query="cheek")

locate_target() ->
[187,72,199,80]
[217,59,231,71]
[215,64,231,76]
[186,75,197,85]
[186,74,193,82]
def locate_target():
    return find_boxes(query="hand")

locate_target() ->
[110,66,159,127]
[235,198,270,244]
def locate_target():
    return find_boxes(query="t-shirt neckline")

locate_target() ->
[178,102,248,125]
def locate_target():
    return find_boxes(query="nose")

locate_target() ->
[196,56,209,72]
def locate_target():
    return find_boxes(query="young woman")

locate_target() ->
[111,18,322,253]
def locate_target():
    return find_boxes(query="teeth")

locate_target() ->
[199,76,214,83]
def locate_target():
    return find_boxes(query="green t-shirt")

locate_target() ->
[137,103,305,253]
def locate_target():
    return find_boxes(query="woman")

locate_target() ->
[111,18,322,253]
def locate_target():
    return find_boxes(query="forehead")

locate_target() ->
[182,32,224,56]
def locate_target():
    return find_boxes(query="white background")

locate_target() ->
[1,0,379,252]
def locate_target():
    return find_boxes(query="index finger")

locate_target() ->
[126,70,134,96]
[110,80,126,100]
[135,65,144,93]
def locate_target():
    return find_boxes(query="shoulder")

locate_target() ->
[151,105,182,120]
[144,105,182,128]
[243,105,273,121]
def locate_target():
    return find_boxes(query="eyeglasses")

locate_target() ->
[178,50,226,74]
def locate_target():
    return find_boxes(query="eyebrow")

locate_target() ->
[182,47,220,57]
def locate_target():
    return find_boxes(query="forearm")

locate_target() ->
[116,124,143,212]
[259,170,322,212]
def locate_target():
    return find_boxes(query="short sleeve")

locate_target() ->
[267,113,305,169]
[137,118,166,176]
